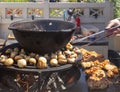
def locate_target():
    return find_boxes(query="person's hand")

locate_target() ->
[106,18,120,34]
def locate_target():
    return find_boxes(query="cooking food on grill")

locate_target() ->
[69,52,77,59]
[87,69,110,90]
[35,54,40,60]
[81,61,94,69]
[84,66,101,75]
[28,58,37,65]
[17,59,27,68]
[14,55,23,61]
[67,57,76,64]
[58,52,67,65]
[79,48,119,90]
[50,58,58,67]
[0,43,81,69]
[37,56,47,69]
[79,48,104,62]
[51,53,58,59]
[4,58,14,66]
[104,63,118,73]
[90,69,106,80]
[87,77,110,90]
[73,47,81,54]
[107,70,115,78]
[0,55,7,63]
[64,49,72,56]
[66,42,73,50]
[64,49,78,64]
[58,58,68,65]
[58,53,66,60]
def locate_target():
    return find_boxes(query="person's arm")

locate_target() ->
[116,18,120,21]
[106,18,120,34]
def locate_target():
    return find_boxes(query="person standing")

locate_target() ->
[75,14,81,34]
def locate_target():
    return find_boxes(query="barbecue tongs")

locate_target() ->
[71,25,120,46]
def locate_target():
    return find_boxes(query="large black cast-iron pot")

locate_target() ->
[8,19,75,54]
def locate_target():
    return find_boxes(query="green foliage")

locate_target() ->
[69,0,77,2]
[114,7,120,18]
[81,0,104,2]
[2,0,29,2]
[109,0,120,18]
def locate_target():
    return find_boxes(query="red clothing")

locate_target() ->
[75,16,80,27]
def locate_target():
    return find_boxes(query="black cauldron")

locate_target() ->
[8,19,75,54]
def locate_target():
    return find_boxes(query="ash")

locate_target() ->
[0,69,67,92]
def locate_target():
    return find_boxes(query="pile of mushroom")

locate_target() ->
[0,43,81,69]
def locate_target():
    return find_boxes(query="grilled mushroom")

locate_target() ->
[66,43,73,50]
[17,59,27,68]
[51,53,57,59]
[14,55,23,61]
[4,58,14,66]
[50,58,58,67]
[28,58,37,65]
[37,57,47,69]
[0,55,7,63]
[67,57,76,64]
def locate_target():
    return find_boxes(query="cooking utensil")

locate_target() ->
[71,25,120,45]
[8,19,75,54]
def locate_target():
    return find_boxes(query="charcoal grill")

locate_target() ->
[0,42,82,92]
[0,19,82,92]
